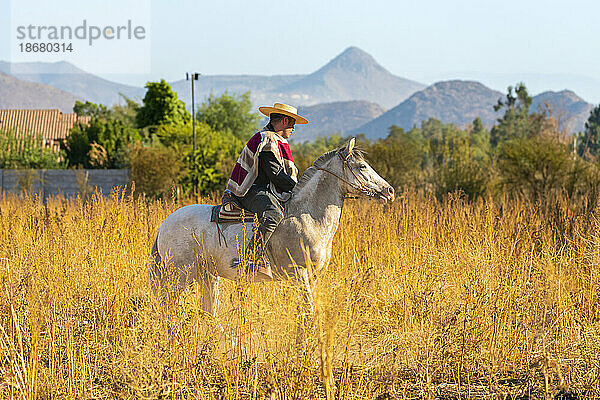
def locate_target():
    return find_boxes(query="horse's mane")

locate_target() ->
[292,150,337,195]
[292,147,365,195]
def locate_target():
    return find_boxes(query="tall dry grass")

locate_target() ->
[0,190,599,399]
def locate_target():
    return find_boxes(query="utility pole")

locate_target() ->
[186,72,200,152]
[186,72,200,197]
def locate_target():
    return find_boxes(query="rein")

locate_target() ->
[315,153,379,199]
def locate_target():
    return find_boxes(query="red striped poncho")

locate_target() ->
[227,129,298,198]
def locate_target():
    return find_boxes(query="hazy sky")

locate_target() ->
[1,0,599,101]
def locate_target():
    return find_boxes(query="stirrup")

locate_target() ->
[232,257,273,279]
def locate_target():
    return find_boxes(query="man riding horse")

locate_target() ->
[226,103,309,279]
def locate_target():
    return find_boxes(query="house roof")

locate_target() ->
[0,109,91,150]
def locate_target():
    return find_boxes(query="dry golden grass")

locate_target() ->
[0,190,599,399]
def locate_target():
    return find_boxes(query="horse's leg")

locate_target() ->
[191,266,221,355]
[191,239,220,319]
[150,237,178,312]
[295,267,314,346]
[201,271,219,317]
[150,235,190,308]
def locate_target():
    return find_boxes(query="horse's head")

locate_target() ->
[330,138,395,203]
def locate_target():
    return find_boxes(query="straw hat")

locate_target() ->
[259,103,309,125]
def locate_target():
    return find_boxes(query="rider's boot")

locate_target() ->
[232,230,273,280]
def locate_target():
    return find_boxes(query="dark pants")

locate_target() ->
[235,185,284,257]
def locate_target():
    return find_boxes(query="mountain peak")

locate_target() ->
[337,46,375,61]
[275,46,425,108]
[353,80,504,139]
[535,89,584,103]
[428,80,489,90]
[324,46,381,73]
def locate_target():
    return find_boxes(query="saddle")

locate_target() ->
[210,188,290,247]
[210,190,256,223]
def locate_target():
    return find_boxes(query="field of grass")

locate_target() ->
[0,191,599,399]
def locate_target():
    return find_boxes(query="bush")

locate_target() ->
[432,137,489,200]
[365,127,427,190]
[179,127,244,196]
[0,129,65,169]
[152,121,244,196]
[127,143,181,198]
[63,117,140,168]
[498,136,575,199]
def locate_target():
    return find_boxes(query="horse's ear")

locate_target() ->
[340,137,356,160]
[347,138,355,154]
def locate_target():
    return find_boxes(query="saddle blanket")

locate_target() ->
[210,203,255,223]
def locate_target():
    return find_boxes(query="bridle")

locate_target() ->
[315,152,380,199]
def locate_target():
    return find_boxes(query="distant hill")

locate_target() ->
[290,101,385,142]
[173,47,425,109]
[532,90,594,134]
[274,47,425,109]
[352,81,504,140]
[0,72,80,113]
[2,47,425,109]
[0,61,145,106]
[453,71,600,105]
[1,50,595,139]
[351,82,596,140]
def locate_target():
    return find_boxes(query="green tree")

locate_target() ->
[578,104,600,159]
[490,83,541,146]
[432,136,489,200]
[136,80,190,131]
[291,134,346,174]
[63,117,140,168]
[180,129,244,195]
[196,91,260,139]
[74,97,139,126]
[110,94,139,127]
[68,99,142,168]
[154,120,197,151]
[73,101,110,118]
[420,118,468,168]
[153,119,244,195]
[366,126,427,189]
[469,117,491,161]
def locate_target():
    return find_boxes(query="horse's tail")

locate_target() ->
[148,233,163,296]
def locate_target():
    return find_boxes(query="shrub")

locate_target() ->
[498,136,575,199]
[127,143,181,198]
[63,118,140,168]
[432,137,489,200]
[0,129,65,169]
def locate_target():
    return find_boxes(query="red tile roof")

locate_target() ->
[0,109,91,151]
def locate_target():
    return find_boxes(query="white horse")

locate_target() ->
[149,138,395,316]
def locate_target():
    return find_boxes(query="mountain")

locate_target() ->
[0,72,81,112]
[442,71,600,105]
[2,51,594,139]
[0,61,145,106]
[290,101,385,142]
[174,47,425,109]
[532,90,594,134]
[353,80,504,140]
[2,48,426,109]
[274,47,425,109]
